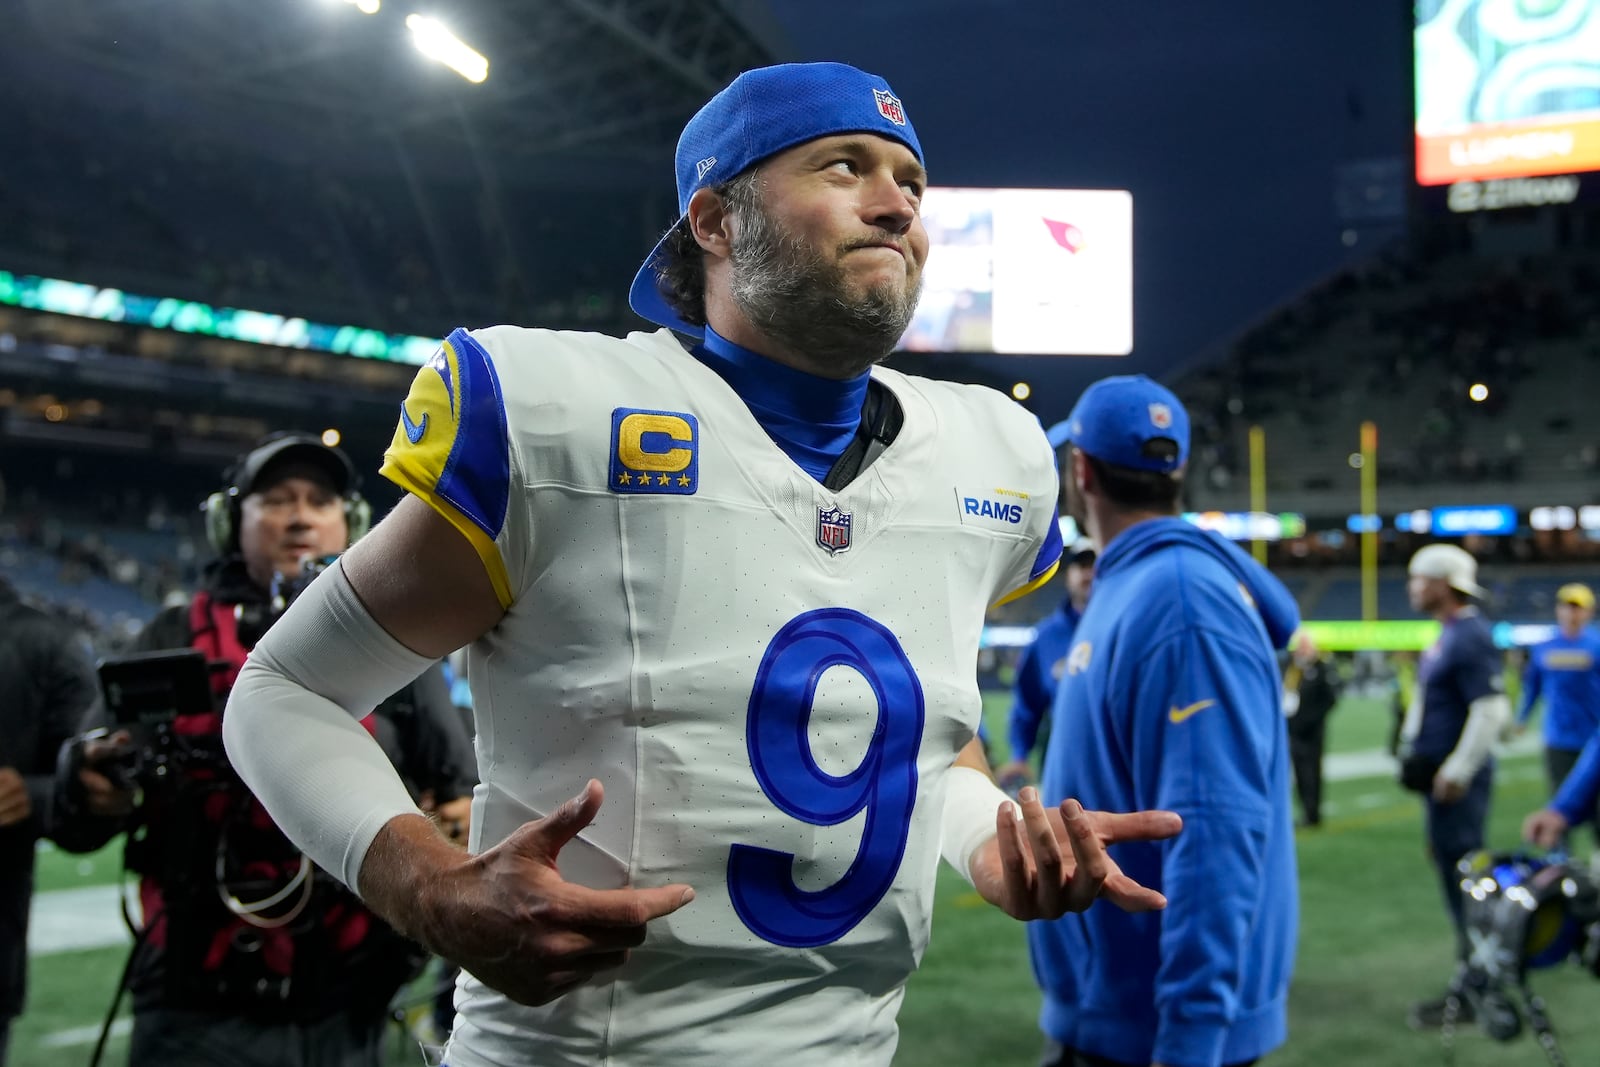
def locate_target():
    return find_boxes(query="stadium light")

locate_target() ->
[322,428,342,447]
[1469,382,1489,402]
[1011,382,1031,401]
[406,14,488,83]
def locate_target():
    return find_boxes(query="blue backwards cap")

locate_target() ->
[1060,375,1190,473]
[628,62,924,336]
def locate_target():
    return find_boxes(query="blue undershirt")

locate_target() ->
[695,325,869,483]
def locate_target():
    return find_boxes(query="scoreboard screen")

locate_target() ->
[899,187,1133,356]
[1415,0,1600,187]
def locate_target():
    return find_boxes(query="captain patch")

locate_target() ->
[610,408,699,495]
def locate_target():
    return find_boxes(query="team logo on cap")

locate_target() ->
[1149,403,1173,430]
[816,505,853,555]
[695,156,717,180]
[873,88,906,126]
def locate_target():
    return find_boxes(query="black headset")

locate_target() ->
[202,433,372,555]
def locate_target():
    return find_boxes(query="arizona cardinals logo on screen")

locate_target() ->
[1042,218,1085,253]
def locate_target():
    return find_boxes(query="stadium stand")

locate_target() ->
[0,88,652,343]
[1174,222,1600,517]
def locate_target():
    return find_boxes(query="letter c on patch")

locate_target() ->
[618,413,694,472]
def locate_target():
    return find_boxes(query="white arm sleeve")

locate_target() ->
[222,562,439,894]
[940,765,1014,887]
[1439,693,1511,785]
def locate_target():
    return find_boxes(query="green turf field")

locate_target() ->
[17,695,1600,1065]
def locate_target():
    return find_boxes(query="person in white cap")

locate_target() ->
[1399,543,1516,1036]
[215,62,1179,1067]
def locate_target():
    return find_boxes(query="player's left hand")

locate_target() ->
[969,786,1181,920]
[1431,773,1467,804]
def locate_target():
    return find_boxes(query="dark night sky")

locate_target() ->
[763,0,1416,422]
[2,2,1419,428]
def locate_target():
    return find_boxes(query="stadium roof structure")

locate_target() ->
[6,0,781,182]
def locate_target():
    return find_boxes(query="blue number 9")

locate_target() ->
[728,608,926,948]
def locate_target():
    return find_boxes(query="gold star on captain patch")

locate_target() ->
[657,473,671,485]
[677,474,691,487]
[618,471,632,485]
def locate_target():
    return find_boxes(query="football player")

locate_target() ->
[223,62,1180,1066]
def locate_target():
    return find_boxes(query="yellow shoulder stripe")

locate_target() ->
[992,558,1059,610]
[380,459,515,610]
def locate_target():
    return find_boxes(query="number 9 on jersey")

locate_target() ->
[728,608,926,948]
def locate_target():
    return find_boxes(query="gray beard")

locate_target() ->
[728,205,921,378]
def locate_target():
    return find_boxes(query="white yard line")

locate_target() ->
[1324,732,1541,783]
[27,884,132,957]
[38,1019,131,1050]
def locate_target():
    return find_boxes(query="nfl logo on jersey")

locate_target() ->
[873,88,906,126]
[816,505,853,555]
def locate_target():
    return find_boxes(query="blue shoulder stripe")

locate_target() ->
[435,328,510,541]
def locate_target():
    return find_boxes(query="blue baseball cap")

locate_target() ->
[628,62,924,336]
[1060,375,1190,473]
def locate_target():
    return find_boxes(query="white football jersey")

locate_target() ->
[381,325,1062,1067]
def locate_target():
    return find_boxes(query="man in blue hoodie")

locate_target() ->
[1028,375,1299,1067]
[1523,589,1600,852]
[1513,583,1600,821]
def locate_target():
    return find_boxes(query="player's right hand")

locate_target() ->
[417,779,695,1006]
[1523,808,1569,850]
[972,787,1180,920]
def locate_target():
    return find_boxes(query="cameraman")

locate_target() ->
[54,433,475,1067]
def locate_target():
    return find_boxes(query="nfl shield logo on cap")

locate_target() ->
[873,88,906,126]
[816,505,853,555]
[1149,403,1173,430]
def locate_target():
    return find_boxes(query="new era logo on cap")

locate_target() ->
[873,88,906,126]
[695,156,717,180]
